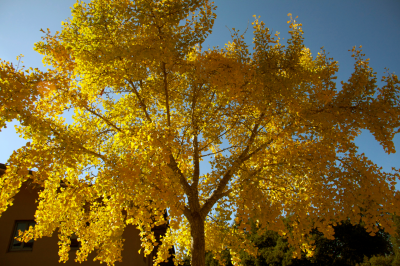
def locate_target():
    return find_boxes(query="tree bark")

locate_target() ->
[190,212,206,266]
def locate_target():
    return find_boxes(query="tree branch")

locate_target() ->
[83,106,123,133]
[162,62,171,127]
[127,79,152,123]
[49,124,110,164]
[200,113,267,216]
[193,135,200,191]
[199,145,238,158]
[167,155,193,204]
[192,83,200,194]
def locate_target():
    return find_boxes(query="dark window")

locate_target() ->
[9,221,35,251]
[70,233,81,250]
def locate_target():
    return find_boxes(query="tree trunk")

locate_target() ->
[190,212,206,266]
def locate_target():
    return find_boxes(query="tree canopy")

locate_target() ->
[1,0,400,266]
[205,218,394,266]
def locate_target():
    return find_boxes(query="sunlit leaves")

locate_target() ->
[1,1,400,266]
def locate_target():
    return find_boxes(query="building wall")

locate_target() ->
[0,176,149,265]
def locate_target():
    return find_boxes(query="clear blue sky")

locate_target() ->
[0,1,399,188]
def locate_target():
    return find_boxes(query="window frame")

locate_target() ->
[8,220,36,252]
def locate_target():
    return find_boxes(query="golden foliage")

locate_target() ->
[1,1,399,265]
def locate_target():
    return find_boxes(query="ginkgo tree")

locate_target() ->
[1,0,400,266]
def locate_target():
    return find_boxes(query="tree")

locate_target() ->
[361,215,400,266]
[239,221,294,266]
[302,220,392,266]
[392,215,400,266]
[206,250,233,266]
[224,219,393,266]
[1,0,400,265]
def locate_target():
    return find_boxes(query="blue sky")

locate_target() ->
[0,0,399,188]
